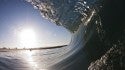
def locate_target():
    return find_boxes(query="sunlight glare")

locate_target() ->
[19,28,37,48]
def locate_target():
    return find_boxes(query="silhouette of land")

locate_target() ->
[0,45,67,52]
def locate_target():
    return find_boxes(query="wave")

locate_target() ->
[26,0,105,70]
[0,0,105,70]
[1,0,124,70]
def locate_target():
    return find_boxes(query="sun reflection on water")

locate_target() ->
[25,50,39,70]
[23,50,48,70]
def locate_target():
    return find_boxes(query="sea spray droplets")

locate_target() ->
[26,0,94,32]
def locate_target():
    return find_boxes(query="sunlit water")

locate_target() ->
[0,49,66,70]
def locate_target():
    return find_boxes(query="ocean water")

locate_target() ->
[0,48,70,70]
[0,0,104,70]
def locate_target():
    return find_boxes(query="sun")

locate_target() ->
[19,28,37,48]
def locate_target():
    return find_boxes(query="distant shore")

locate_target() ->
[0,45,67,51]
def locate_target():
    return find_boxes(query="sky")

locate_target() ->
[0,0,71,48]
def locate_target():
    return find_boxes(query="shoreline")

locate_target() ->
[0,45,67,51]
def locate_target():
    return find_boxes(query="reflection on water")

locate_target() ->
[0,45,75,70]
[0,50,49,70]
[23,50,51,70]
[25,51,39,70]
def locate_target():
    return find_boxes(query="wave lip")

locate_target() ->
[26,0,95,32]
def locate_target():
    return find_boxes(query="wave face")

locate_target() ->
[25,0,104,70]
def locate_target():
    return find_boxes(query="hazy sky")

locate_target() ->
[0,0,71,48]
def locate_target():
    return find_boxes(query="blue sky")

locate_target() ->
[0,0,71,48]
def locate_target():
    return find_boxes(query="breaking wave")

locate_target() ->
[25,0,104,70]
[0,0,105,70]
